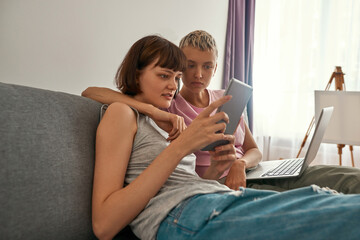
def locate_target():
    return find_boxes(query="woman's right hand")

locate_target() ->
[149,107,186,141]
[175,95,232,154]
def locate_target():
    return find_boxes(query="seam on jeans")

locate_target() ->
[164,218,198,234]
[164,195,206,235]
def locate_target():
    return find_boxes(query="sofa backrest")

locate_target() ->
[0,82,101,239]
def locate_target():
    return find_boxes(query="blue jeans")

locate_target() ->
[157,186,360,240]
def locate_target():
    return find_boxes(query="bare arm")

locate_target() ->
[82,87,156,115]
[225,123,262,190]
[237,123,262,168]
[92,97,232,240]
[82,87,185,140]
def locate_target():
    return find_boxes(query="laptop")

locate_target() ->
[202,78,253,151]
[246,106,334,180]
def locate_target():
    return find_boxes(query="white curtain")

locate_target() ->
[253,0,360,167]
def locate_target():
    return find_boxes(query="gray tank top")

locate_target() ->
[127,109,231,240]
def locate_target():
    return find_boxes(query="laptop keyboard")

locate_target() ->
[261,158,304,177]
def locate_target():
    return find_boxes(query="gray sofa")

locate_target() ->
[0,82,139,239]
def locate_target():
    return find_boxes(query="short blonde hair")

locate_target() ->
[179,30,218,59]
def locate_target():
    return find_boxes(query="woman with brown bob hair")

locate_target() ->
[116,35,187,96]
[91,35,360,240]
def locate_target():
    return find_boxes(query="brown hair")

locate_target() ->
[115,35,187,95]
[179,30,218,59]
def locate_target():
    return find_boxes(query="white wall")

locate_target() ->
[0,0,228,95]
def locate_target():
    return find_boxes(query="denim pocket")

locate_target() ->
[168,192,246,233]
[167,194,199,222]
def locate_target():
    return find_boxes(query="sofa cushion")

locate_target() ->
[0,82,101,239]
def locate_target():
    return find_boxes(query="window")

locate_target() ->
[253,0,360,166]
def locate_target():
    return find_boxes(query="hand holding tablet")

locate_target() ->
[201,78,253,151]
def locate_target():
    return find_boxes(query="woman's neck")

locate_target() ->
[179,87,209,108]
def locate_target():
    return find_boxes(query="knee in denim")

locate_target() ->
[228,188,245,197]
[311,184,341,195]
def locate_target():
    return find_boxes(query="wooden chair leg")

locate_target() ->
[349,145,355,167]
[337,144,345,166]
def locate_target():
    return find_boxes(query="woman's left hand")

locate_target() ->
[205,136,237,179]
[224,159,247,190]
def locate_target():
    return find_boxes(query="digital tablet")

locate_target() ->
[201,78,253,151]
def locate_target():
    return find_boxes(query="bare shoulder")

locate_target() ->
[98,102,137,133]
[106,102,136,118]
